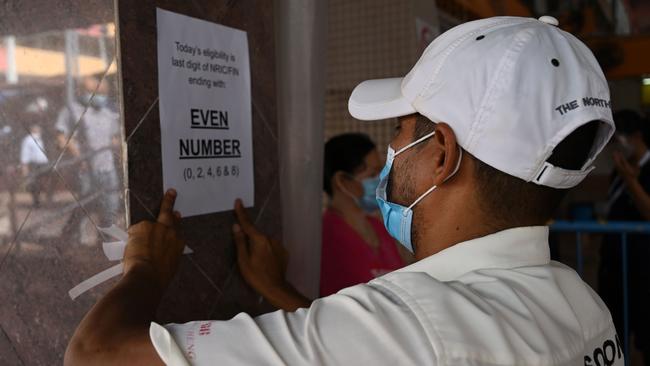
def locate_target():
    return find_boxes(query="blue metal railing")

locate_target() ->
[551,220,650,366]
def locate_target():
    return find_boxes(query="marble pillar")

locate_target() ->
[119,0,280,323]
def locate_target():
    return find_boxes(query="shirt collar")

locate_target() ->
[396,226,550,281]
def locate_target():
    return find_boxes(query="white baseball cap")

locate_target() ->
[348,16,614,189]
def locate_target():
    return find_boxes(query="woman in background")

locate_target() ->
[321,133,408,296]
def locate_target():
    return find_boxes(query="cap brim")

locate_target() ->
[348,78,416,121]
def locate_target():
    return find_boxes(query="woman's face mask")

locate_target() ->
[338,173,380,213]
[359,175,380,213]
[337,149,383,213]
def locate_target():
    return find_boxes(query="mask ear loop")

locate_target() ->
[387,131,437,217]
[337,173,361,204]
[445,147,463,182]
[394,131,436,156]
[406,147,463,211]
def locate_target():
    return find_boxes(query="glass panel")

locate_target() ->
[0,2,121,363]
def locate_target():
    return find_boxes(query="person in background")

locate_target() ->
[599,109,650,364]
[56,75,121,225]
[321,133,407,296]
[20,124,49,206]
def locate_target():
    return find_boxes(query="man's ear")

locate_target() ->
[430,122,460,186]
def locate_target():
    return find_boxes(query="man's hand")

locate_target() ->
[124,189,185,290]
[233,199,288,296]
[614,151,639,184]
[232,199,311,311]
[65,191,182,366]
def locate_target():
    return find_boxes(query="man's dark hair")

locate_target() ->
[614,109,650,146]
[323,133,376,197]
[614,109,643,135]
[413,114,601,227]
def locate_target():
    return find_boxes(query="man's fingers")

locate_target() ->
[613,153,625,170]
[270,239,287,259]
[157,189,177,226]
[613,151,622,162]
[270,239,283,250]
[128,220,153,237]
[615,154,630,171]
[233,199,262,237]
[173,211,182,226]
[271,239,289,270]
[165,229,185,257]
[233,224,250,264]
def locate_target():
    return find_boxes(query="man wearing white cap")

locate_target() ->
[66,16,622,366]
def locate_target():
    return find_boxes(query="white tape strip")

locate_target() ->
[103,241,194,262]
[103,241,126,261]
[68,262,124,300]
[99,224,129,242]
[70,226,194,300]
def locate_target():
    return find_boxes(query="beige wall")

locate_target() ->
[326,0,432,154]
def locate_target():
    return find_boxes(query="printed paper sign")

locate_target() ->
[156,8,254,217]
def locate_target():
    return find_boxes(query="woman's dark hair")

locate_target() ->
[323,133,376,196]
[614,109,642,134]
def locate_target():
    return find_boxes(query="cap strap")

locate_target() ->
[532,162,594,189]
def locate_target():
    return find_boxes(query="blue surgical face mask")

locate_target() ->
[79,93,93,106]
[359,175,380,213]
[339,174,380,213]
[91,94,109,109]
[376,131,462,253]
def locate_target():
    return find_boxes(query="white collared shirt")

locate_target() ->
[150,226,622,365]
[56,102,119,173]
[20,133,48,165]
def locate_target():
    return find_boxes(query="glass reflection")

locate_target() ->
[0,15,123,365]
[0,22,122,244]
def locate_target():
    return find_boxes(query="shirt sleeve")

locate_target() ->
[20,137,48,165]
[20,137,29,165]
[150,284,436,365]
[105,109,120,136]
[55,107,71,135]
